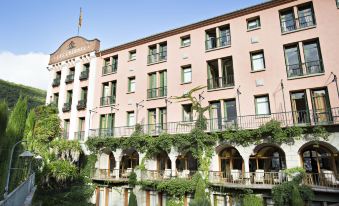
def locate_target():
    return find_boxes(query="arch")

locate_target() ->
[219,146,244,173]
[120,149,139,172]
[299,142,338,174]
[249,144,286,172]
[156,150,171,171]
[176,151,198,172]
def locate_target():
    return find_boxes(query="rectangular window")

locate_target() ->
[159,70,167,97]
[66,90,73,104]
[298,4,315,28]
[224,99,237,122]
[205,25,231,50]
[159,42,167,61]
[64,119,70,139]
[81,87,88,101]
[129,50,136,61]
[148,109,157,133]
[53,93,59,105]
[303,40,323,74]
[337,0,339,8]
[83,63,90,71]
[210,101,222,130]
[291,91,309,124]
[181,66,192,83]
[255,95,270,115]
[280,9,295,33]
[78,117,85,132]
[251,51,265,71]
[181,35,191,47]
[127,112,135,126]
[182,104,193,122]
[247,17,261,30]
[128,77,136,93]
[284,44,301,77]
[311,88,331,123]
[159,108,167,130]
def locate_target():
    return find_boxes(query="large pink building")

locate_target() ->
[46,0,339,205]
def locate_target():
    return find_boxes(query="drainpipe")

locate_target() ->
[281,80,288,126]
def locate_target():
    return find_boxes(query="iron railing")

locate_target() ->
[0,173,35,206]
[286,60,324,78]
[89,108,338,138]
[74,131,85,141]
[79,70,89,80]
[281,14,316,33]
[91,168,130,180]
[207,75,234,90]
[147,86,167,99]
[205,35,231,50]
[65,74,74,84]
[100,96,116,106]
[77,100,86,110]
[52,78,60,87]
[62,102,71,112]
[102,64,117,75]
[147,51,167,64]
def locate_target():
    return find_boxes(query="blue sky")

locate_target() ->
[0,0,266,89]
[0,0,266,54]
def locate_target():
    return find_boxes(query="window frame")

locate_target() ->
[128,77,136,93]
[250,50,266,72]
[247,16,261,31]
[181,65,192,84]
[129,50,136,61]
[180,35,191,47]
[127,111,135,127]
[182,104,193,122]
[255,95,271,115]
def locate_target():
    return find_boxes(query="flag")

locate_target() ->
[78,7,83,29]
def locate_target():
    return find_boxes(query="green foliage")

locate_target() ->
[189,173,210,206]
[128,191,138,206]
[0,79,46,110]
[6,96,28,139]
[129,171,137,187]
[221,120,304,146]
[243,194,263,206]
[146,133,173,158]
[86,137,120,153]
[272,168,314,206]
[166,197,184,206]
[0,100,9,136]
[157,178,195,197]
[47,160,78,183]
[310,126,329,142]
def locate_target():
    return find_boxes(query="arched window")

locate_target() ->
[249,145,286,172]
[219,147,243,173]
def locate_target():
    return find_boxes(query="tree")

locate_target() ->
[0,101,9,195]
[128,191,138,206]
[243,194,263,206]
[189,173,210,206]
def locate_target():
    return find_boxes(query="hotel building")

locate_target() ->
[46,0,339,205]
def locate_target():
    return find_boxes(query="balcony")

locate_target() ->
[79,70,89,80]
[88,108,338,138]
[281,14,316,34]
[102,64,117,75]
[286,60,324,78]
[207,76,234,90]
[205,36,231,50]
[52,78,60,87]
[91,169,129,182]
[62,102,71,112]
[100,96,116,106]
[65,74,74,84]
[74,131,85,141]
[77,100,86,110]
[147,86,167,99]
[147,52,167,64]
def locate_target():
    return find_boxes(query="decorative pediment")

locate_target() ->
[49,36,100,64]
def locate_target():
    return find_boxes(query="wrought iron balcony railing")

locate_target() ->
[207,75,234,90]
[74,131,85,141]
[205,35,231,50]
[281,14,316,33]
[88,108,338,138]
[62,102,71,113]
[147,86,167,99]
[65,74,74,84]
[147,51,167,64]
[100,96,116,106]
[102,64,117,75]
[91,168,130,181]
[52,78,60,87]
[77,100,86,110]
[286,60,324,78]
[79,70,89,80]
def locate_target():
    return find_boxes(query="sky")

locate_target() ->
[0,0,266,90]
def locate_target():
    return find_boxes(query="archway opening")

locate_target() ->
[175,152,198,177]
[219,147,243,174]
[157,150,171,171]
[249,145,286,172]
[121,149,139,176]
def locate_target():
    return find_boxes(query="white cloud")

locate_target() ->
[0,52,49,90]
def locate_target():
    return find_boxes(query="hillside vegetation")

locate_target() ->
[0,79,46,109]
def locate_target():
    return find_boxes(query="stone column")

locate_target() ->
[113,149,122,179]
[169,148,178,177]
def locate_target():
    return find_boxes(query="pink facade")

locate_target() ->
[90,0,339,133]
